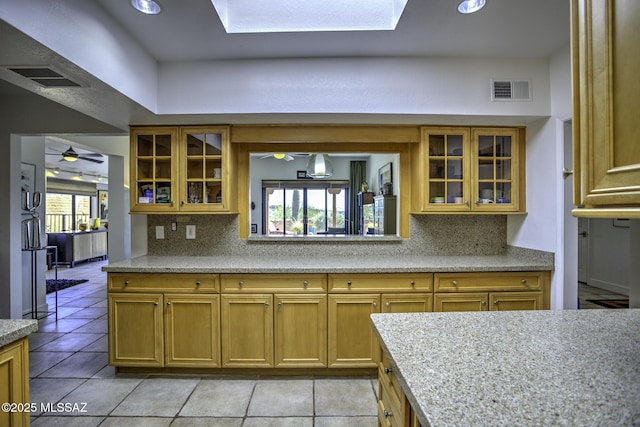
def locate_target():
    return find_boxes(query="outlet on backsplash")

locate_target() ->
[186,225,196,239]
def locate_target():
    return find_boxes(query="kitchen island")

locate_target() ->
[0,319,38,427]
[371,310,640,427]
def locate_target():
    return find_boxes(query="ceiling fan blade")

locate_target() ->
[259,154,273,159]
[78,156,104,164]
[284,155,294,161]
[82,152,104,157]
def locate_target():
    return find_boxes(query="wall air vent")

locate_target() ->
[7,67,81,88]
[491,79,531,101]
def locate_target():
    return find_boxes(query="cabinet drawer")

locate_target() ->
[379,352,404,413]
[434,272,542,292]
[329,273,432,292]
[108,273,218,292]
[220,274,326,293]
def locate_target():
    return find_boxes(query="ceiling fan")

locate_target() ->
[259,153,298,161]
[46,146,104,164]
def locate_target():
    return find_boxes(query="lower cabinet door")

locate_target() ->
[381,293,433,313]
[328,294,380,368]
[221,294,273,367]
[489,291,543,311]
[434,293,488,312]
[164,294,220,367]
[108,293,164,367]
[274,294,327,368]
[0,338,29,427]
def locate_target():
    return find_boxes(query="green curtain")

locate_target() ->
[349,161,367,234]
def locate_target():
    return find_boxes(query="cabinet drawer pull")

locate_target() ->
[123,281,129,286]
[521,279,527,284]
[384,367,392,375]
[195,281,201,286]
[347,281,352,286]
[303,280,308,287]
[239,281,244,288]
[452,280,458,286]
[410,280,415,286]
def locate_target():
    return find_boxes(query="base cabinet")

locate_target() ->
[107,273,220,368]
[0,337,30,427]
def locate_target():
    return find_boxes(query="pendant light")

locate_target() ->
[306,154,334,178]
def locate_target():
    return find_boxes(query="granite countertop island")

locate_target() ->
[371,310,640,427]
[103,252,553,274]
[0,319,38,347]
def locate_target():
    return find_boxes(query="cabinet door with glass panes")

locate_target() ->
[471,128,521,212]
[179,126,231,212]
[421,127,471,212]
[130,127,180,213]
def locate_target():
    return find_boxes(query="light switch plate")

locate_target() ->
[186,224,196,239]
[155,226,165,239]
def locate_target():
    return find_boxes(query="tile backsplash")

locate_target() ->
[147,214,507,257]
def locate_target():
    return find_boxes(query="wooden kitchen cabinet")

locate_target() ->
[433,271,549,312]
[328,294,380,368]
[108,273,220,368]
[221,294,273,368]
[108,293,164,367]
[0,337,29,427]
[413,126,525,214]
[164,294,220,367]
[130,126,235,213]
[220,274,327,368]
[571,0,640,217]
[274,294,327,368]
[328,273,433,368]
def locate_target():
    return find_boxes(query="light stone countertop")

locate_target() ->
[371,310,640,427]
[102,253,553,273]
[0,319,38,348]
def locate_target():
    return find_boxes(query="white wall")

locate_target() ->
[159,57,551,117]
[587,219,630,295]
[507,45,572,310]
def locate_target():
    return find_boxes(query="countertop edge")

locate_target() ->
[0,319,38,348]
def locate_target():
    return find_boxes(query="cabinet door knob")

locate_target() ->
[278,302,283,308]
[410,280,415,286]
[347,281,352,286]
[153,302,158,306]
[384,410,393,418]
[264,303,269,308]
[239,281,244,287]
[494,300,499,305]
[481,300,487,305]
[195,281,201,286]
[386,302,391,308]
[303,280,308,287]
[170,200,175,206]
[166,302,171,306]
[123,281,129,286]
[452,280,458,286]
[521,279,527,284]
[384,367,392,374]
[373,302,377,308]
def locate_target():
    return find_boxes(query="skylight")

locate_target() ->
[210,0,409,33]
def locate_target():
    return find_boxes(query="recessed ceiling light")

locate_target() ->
[131,0,161,15]
[458,0,486,14]
[211,0,408,33]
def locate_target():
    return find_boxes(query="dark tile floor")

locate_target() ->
[577,281,629,309]
[32,260,378,426]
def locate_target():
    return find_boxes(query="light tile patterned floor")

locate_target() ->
[577,281,629,309]
[30,260,378,426]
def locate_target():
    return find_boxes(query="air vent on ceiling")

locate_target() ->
[491,79,531,101]
[7,67,81,88]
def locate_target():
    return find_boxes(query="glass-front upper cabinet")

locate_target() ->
[420,127,471,212]
[416,126,524,214]
[179,126,231,212]
[472,128,520,212]
[130,126,234,214]
[130,127,180,213]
